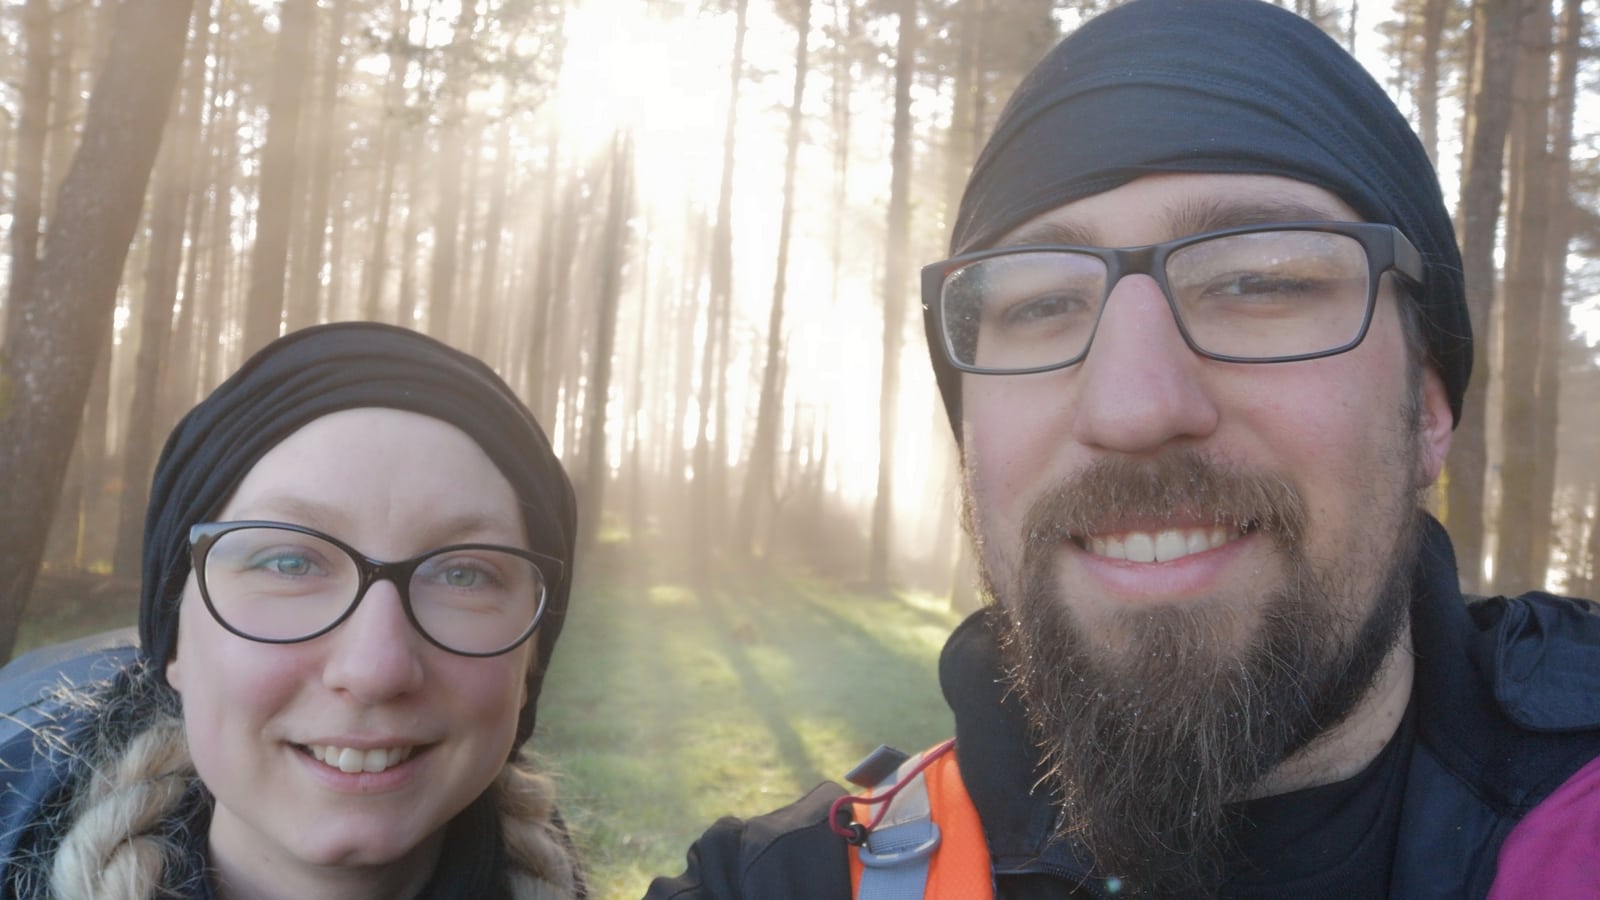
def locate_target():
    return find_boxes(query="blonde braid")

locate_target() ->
[496,758,580,899]
[48,712,196,900]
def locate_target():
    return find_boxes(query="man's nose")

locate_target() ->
[321,578,426,702]
[1068,274,1220,453]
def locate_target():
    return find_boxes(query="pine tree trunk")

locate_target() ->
[0,0,195,662]
[1446,0,1520,593]
[577,136,634,555]
[241,0,316,354]
[5,0,54,336]
[691,0,749,576]
[1417,0,1447,164]
[869,0,916,591]
[1528,0,1582,584]
[828,0,855,309]
[737,0,811,557]
[113,7,211,577]
[287,0,348,330]
[360,6,409,321]
[523,131,565,416]
[426,0,479,343]
[1493,0,1553,594]
[472,122,513,359]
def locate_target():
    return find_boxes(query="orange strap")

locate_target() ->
[847,746,994,899]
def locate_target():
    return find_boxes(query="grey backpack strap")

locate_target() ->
[855,746,945,900]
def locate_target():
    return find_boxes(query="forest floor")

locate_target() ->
[16,570,140,652]
[540,545,962,898]
[12,547,965,899]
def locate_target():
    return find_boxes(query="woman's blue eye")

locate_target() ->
[263,555,314,576]
[443,566,483,588]
[241,548,324,578]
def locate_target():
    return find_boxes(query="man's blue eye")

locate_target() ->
[1002,291,1092,326]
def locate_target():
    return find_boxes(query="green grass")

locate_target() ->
[536,559,963,899]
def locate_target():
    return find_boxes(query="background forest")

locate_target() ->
[2,0,1600,699]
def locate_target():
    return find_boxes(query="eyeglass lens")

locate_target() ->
[941,229,1373,371]
[199,526,544,655]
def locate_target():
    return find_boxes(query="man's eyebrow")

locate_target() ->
[1166,197,1347,236]
[996,219,1100,248]
[994,197,1349,250]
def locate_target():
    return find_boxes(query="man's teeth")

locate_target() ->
[1088,526,1234,563]
[309,744,415,774]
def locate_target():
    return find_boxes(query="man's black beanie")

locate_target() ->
[927,0,1471,436]
[140,321,576,748]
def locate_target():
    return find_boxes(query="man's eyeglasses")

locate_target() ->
[922,222,1423,374]
[188,521,562,657]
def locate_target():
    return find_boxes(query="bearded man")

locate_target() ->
[645,0,1600,896]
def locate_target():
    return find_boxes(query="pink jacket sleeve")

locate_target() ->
[1488,754,1600,898]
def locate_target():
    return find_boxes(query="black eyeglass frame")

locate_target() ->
[188,520,563,658]
[920,221,1425,375]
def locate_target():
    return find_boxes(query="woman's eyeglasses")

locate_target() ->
[188,521,562,657]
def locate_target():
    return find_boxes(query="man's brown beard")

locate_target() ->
[988,451,1419,897]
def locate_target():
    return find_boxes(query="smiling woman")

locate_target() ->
[0,323,584,900]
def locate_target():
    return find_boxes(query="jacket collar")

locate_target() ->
[1407,514,1600,808]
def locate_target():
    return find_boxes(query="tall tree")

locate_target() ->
[523,132,569,418]
[425,0,480,343]
[287,0,350,330]
[737,0,812,555]
[1494,0,1555,593]
[828,0,857,308]
[1446,0,1520,592]
[241,0,317,353]
[868,0,916,590]
[690,0,750,573]
[1527,0,1583,583]
[359,0,414,321]
[943,0,985,225]
[1581,482,1600,597]
[0,0,195,662]
[113,0,213,577]
[1417,0,1450,164]
[6,0,54,336]
[471,121,514,359]
[578,134,635,556]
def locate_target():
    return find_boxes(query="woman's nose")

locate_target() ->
[320,578,426,702]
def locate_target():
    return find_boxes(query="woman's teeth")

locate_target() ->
[308,744,415,774]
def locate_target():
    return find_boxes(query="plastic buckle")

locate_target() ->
[858,821,942,868]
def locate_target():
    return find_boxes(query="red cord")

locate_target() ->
[828,738,957,842]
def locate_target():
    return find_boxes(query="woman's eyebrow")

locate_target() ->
[223,499,521,549]
[231,495,346,532]
[423,512,526,546]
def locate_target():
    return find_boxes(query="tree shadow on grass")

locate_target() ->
[694,573,959,791]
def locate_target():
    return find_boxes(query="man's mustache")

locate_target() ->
[1019,451,1308,551]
